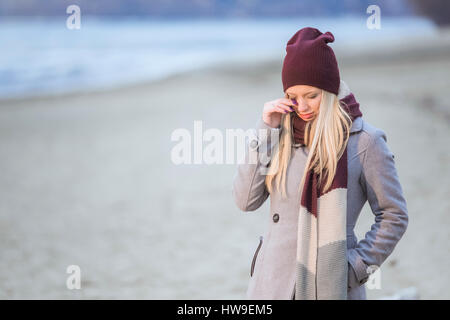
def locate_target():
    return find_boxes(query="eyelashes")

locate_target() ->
[288,95,318,100]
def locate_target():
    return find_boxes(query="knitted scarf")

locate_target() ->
[293,92,362,300]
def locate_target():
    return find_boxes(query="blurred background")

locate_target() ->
[0,0,448,299]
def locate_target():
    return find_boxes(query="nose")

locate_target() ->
[295,98,310,113]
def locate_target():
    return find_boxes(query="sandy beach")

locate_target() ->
[0,28,449,299]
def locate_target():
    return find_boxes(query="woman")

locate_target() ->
[232,27,409,300]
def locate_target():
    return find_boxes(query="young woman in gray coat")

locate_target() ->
[232,27,409,300]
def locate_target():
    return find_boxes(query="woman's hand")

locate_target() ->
[262,98,295,128]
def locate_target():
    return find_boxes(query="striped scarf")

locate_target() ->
[293,92,362,299]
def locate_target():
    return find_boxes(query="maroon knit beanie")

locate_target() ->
[282,27,340,95]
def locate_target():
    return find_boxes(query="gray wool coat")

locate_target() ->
[232,115,409,300]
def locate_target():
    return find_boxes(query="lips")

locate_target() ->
[299,112,313,118]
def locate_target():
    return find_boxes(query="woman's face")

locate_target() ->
[285,85,322,121]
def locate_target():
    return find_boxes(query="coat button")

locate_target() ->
[273,213,280,223]
[249,139,259,150]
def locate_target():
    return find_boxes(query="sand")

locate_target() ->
[0,28,449,299]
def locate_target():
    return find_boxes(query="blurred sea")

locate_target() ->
[0,16,435,99]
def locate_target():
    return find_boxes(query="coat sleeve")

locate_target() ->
[348,129,409,287]
[232,117,281,212]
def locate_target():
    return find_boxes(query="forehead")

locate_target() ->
[285,85,320,95]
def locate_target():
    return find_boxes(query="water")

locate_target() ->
[0,16,435,99]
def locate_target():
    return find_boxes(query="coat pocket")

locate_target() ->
[347,262,359,290]
[250,236,263,277]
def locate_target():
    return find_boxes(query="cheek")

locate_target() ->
[311,98,321,112]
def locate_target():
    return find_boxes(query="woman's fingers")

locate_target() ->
[281,98,296,106]
[271,106,285,114]
[263,98,296,116]
[262,98,296,128]
[273,107,289,114]
[273,103,294,114]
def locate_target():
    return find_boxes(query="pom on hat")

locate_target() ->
[320,31,335,44]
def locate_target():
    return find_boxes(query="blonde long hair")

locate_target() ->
[265,87,353,199]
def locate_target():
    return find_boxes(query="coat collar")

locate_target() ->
[338,80,363,135]
[350,116,363,134]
